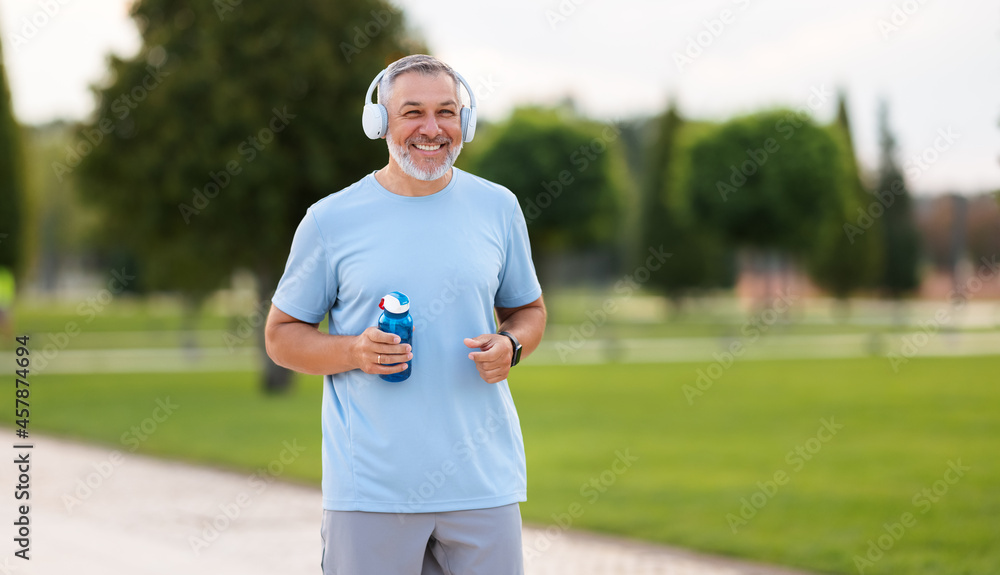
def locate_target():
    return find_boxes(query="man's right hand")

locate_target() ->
[353,326,412,375]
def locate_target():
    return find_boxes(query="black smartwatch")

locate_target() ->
[499,331,522,367]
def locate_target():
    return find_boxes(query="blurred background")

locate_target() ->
[0,1,997,574]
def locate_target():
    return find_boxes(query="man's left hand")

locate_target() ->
[464,334,513,384]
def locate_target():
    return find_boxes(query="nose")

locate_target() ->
[418,113,441,137]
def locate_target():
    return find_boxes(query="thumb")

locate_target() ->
[464,335,489,349]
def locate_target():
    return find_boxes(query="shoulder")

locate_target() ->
[454,168,518,211]
[306,173,377,220]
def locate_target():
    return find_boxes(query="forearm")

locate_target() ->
[265,322,359,376]
[497,303,547,359]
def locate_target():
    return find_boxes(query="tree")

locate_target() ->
[807,92,883,306]
[685,109,844,304]
[0,26,25,276]
[874,101,921,298]
[460,106,627,283]
[76,0,422,392]
[639,103,732,304]
[687,109,843,255]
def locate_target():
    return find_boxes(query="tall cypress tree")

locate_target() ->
[807,92,883,304]
[876,101,921,298]
[0,24,25,276]
[641,103,731,304]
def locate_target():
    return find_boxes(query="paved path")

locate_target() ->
[4,434,819,575]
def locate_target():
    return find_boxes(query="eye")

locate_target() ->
[439,109,456,116]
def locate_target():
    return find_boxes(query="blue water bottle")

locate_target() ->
[377,291,412,382]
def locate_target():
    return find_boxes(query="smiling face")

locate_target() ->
[384,71,464,182]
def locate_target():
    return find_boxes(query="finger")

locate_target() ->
[471,359,505,378]
[367,354,412,375]
[372,342,412,355]
[380,361,410,374]
[468,345,503,362]
[366,327,401,344]
[478,367,509,384]
[464,336,488,349]
[368,363,409,376]
[483,365,508,377]
[374,351,413,365]
[378,355,412,368]
[471,359,504,375]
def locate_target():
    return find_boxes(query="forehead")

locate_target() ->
[391,72,459,107]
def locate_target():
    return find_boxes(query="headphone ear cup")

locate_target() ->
[461,106,477,143]
[362,103,388,139]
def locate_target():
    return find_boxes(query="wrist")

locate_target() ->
[498,331,522,367]
[349,333,365,370]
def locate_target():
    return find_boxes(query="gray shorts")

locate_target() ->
[320,503,523,575]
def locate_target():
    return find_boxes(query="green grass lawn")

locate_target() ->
[11,293,996,351]
[4,356,997,574]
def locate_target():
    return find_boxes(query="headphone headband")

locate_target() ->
[364,69,386,108]
[453,71,477,111]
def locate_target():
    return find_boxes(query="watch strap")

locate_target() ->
[498,331,522,367]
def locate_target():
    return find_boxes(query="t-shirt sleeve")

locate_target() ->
[271,209,335,324]
[495,199,543,309]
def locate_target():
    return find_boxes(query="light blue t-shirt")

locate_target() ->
[272,167,542,513]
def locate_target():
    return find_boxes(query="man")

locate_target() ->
[264,54,546,575]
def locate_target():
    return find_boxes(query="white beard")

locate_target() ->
[387,132,463,182]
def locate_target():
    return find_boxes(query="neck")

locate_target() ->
[376,160,453,197]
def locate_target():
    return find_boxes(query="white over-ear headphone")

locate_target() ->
[362,68,478,143]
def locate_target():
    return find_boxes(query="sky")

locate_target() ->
[1,0,997,195]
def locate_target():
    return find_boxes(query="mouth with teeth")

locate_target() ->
[412,141,446,154]
[387,132,463,181]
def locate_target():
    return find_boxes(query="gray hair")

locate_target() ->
[377,54,462,109]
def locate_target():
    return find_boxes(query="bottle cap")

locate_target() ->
[379,291,410,313]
